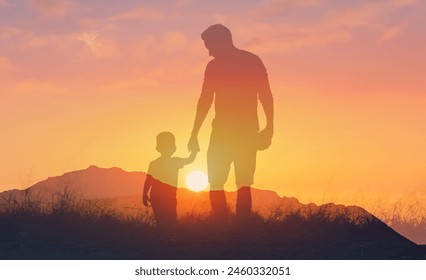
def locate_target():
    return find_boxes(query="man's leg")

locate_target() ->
[236,186,252,218]
[207,130,232,221]
[209,190,228,221]
[234,143,257,219]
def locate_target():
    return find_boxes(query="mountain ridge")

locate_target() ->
[0,165,423,248]
[0,165,368,223]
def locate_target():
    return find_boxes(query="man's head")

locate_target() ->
[156,131,176,157]
[201,24,235,58]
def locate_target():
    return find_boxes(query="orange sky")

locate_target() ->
[1,0,425,213]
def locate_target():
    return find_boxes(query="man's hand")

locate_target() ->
[142,194,151,207]
[257,125,273,151]
[188,135,200,153]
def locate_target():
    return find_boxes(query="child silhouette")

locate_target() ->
[143,131,197,228]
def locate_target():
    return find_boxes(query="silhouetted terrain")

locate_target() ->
[0,207,424,260]
[0,166,424,260]
[0,165,145,202]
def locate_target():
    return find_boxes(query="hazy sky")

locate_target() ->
[1,0,425,208]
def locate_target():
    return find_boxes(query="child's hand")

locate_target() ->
[142,194,151,207]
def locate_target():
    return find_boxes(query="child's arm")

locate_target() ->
[142,174,152,207]
[179,150,198,166]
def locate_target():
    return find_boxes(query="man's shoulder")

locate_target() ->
[206,58,218,68]
[205,58,220,76]
[237,49,266,74]
[238,49,261,61]
[238,49,257,57]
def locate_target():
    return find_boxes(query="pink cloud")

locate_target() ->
[0,26,60,50]
[108,6,164,21]
[378,23,409,42]
[163,31,187,53]
[1,77,72,98]
[392,0,418,8]
[237,24,352,53]
[323,1,419,30]
[13,79,56,95]
[320,2,415,45]
[0,26,21,42]
[0,25,117,59]
[247,0,325,18]
[79,17,116,31]
[28,0,71,19]
[0,0,10,8]
[323,2,384,29]
[223,0,418,54]
[0,56,15,78]
[133,31,189,57]
[76,32,118,59]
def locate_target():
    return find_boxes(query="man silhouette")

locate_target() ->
[188,24,274,221]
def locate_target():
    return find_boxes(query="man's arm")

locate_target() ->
[188,64,215,152]
[259,83,274,133]
[257,59,274,150]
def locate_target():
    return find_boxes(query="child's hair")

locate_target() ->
[156,131,176,155]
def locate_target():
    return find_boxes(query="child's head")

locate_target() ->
[156,131,176,157]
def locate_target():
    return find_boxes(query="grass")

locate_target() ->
[0,189,424,260]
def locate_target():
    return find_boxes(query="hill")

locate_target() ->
[0,166,424,259]
[0,165,145,203]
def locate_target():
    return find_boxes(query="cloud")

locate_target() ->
[0,25,117,62]
[212,13,228,23]
[77,32,118,59]
[221,11,354,54]
[79,17,116,31]
[392,0,418,8]
[0,0,10,8]
[237,23,352,53]
[223,0,418,54]
[248,0,325,18]
[321,2,414,44]
[28,0,71,19]
[125,31,205,88]
[323,1,419,30]
[100,78,159,94]
[2,78,77,99]
[206,2,362,54]
[108,6,164,21]
[13,79,56,95]
[0,26,22,40]
[133,31,189,57]
[1,24,115,58]
[0,56,15,78]
[378,23,408,42]
[323,2,385,29]
[0,25,59,50]
[163,31,186,53]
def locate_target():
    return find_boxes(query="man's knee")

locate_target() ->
[209,184,225,191]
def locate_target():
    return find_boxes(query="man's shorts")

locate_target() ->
[207,129,257,190]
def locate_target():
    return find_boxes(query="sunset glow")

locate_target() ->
[186,170,209,192]
[1,0,425,220]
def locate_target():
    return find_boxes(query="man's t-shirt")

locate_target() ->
[202,49,270,134]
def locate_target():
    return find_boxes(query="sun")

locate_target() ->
[186,170,209,192]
